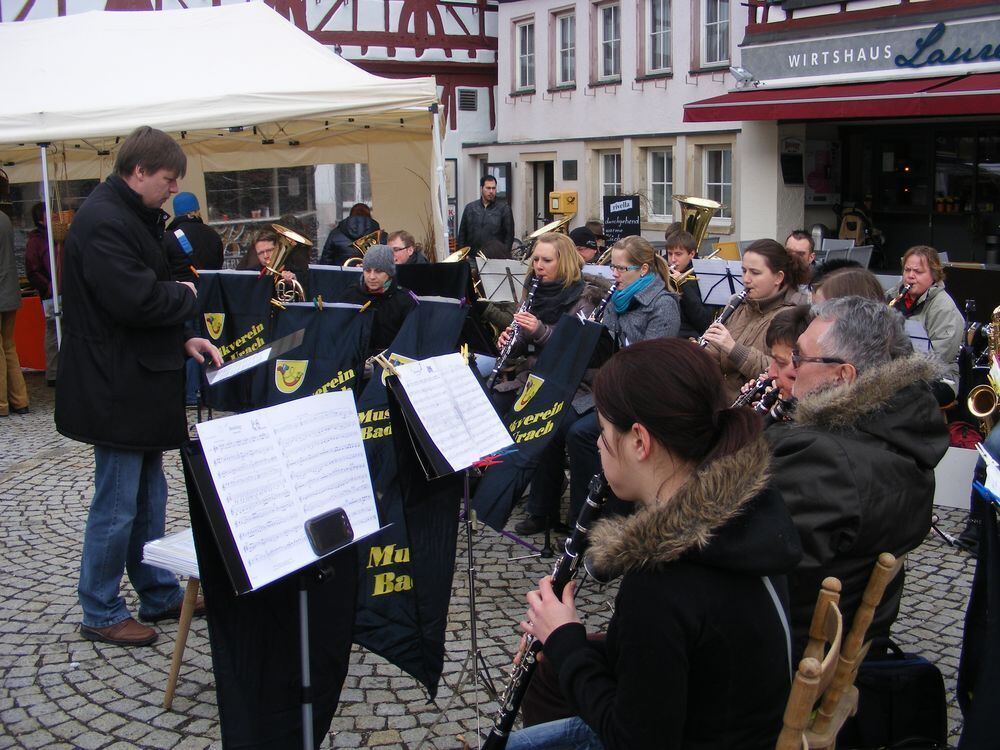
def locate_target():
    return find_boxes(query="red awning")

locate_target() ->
[683,73,1000,123]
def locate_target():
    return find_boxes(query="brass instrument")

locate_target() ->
[266,224,308,303]
[518,216,572,261]
[670,247,722,292]
[888,283,913,308]
[967,303,1000,434]
[442,245,488,300]
[343,229,383,268]
[665,195,723,292]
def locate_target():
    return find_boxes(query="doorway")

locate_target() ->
[532,161,555,230]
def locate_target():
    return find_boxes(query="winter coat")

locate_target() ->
[886,280,964,396]
[545,438,802,749]
[55,175,198,451]
[711,287,798,404]
[766,354,949,657]
[339,281,417,356]
[163,214,224,282]
[0,211,19,313]
[25,226,58,299]
[676,276,714,339]
[601,275,680,346]
[456,198,514,253]
[319,215,382,266]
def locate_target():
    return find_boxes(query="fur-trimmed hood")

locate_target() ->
[587,437,802,579]
[786,353,947,470]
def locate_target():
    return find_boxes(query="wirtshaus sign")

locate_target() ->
[742,18,1000,84]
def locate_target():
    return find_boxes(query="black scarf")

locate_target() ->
[529,278,585,324]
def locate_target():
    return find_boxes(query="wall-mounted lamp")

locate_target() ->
[729,66,760,89]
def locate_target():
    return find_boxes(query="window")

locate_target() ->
[601,151,622,197]
[555,13,576,86]
[704,147,732,219]
[598,4,621,81]
[648,149,674,217]
[702,0,729,66]
[647,0,671,73]
[333,164,372,220]
[516,21,535,90]
[205,166,317,222]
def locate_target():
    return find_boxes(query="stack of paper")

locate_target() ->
[142,528,200,579]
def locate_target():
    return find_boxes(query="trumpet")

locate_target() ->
[697,289,749,348]
[668,248,722,294]
[888,283,913,308]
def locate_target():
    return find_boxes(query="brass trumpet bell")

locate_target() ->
[673,195,722,249]
[343,229,384,268]
[267,223,310,303]
[528,215,572,240]
[968,383,998,435]
[442,246,488,300]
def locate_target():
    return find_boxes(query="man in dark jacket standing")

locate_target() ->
[767,296,948,656]
[56,126,221,647]
[457,175,514,253]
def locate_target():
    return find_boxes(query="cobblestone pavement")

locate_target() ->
[1,371,977,748]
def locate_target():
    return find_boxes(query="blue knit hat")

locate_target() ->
[173,192,199,217]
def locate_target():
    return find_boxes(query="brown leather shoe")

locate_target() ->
[141,595,206,624]
[80,618,157,646]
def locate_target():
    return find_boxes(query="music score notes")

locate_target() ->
[195,391,379,590]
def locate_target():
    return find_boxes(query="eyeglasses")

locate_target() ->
[609,264,640,273]
[791,353,847,367]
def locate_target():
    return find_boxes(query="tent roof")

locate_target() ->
[0,2,438,147]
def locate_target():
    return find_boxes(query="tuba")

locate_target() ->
[665,195,722,293]
[266,224,309,303]
[967,303,1000,434]
[343,229,383,268]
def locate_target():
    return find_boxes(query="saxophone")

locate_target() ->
[487,278,540,389]
[967,303,1000,434]
[888,283,913,308]
[482,473,610,750]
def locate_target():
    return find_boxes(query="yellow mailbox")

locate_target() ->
[548,190,578,215]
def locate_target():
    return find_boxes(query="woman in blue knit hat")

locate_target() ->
[339,244,417,356]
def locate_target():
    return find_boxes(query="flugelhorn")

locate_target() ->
[266,224,308,303]
[343,229,383,268]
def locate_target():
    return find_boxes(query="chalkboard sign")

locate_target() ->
[602,195,641,244]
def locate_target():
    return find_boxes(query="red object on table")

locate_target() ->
[13,294,46,371]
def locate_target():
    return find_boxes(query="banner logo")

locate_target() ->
[275,360,308,394]
[204,313,225,341]
[514,374,545,412]
[380,352,416,385]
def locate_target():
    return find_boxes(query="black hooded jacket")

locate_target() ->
[544,438,802,749]
[319,215,382,266]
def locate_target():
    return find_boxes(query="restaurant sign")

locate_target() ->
[742,19,1000,84]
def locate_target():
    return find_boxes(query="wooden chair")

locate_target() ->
[776,553,904,750]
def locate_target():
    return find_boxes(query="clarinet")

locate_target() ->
[888,283,913,308]
[487,278,540,389]
[587,282,618,323]
[756,390,795,426]
[482,473,610,750]
[697,289,749,348]
[732,375,774,408]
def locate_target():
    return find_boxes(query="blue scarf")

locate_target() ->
[612,274,654,314]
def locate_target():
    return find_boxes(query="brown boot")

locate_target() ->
[80,618,157,646]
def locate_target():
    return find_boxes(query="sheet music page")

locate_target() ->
[206,347,273,385]
[395,353,513,472]
[195,391,378,590]
[904,320,932,353]
[692,259,743,306]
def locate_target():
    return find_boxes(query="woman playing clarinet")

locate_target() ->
[507,338,802,750]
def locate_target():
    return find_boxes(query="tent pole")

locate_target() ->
[431,104,449,260]
[38,144,62,347]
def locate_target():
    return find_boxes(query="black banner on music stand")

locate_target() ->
[308,264,363,303]
[264,303,371,405]
[397,261,472,300]
[352,300,469,698]
[471,316,604,531]
[198,270,274,412]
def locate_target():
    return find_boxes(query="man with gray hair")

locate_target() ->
[767,296,949,656]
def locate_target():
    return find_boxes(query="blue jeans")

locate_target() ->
[78,447,183,627]
[506,717,604,750]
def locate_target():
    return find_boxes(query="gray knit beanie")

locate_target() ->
[363,244,396,277]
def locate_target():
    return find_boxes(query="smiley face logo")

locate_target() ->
[204,313,225,341]
[275,360,308,394]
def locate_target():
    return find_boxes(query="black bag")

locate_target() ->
[838,640,948,749]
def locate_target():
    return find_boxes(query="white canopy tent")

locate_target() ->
[0,2,449,342]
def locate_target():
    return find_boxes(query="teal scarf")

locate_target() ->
[612,274,654,314]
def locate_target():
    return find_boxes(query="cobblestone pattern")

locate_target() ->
[0,372,977,748]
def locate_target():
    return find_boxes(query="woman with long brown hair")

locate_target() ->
[507,338,801,749]
[699,238,803,403]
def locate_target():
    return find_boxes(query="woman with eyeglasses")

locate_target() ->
[495,232,609,535]
[506,338,801,750]
[699,239,803,404]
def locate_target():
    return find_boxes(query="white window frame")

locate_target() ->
[647,148,674,220]
[702,0,729,66]
[555,12,576,86]
[704,146,732,219]
[646,0,671,74]
[515,20,536,91]
[600,151,623,198]
[597,3,621,82]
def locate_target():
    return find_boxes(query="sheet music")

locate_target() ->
[394,353,513,472]
[143,528,199,579]
[195,392,379,590]
[478,258,529,302]
[206,347,273,385]
[904,319,932,353]
[692,258,744,306]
